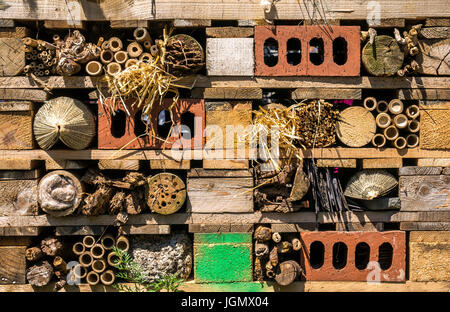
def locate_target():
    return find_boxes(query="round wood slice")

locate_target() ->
[274,260,301,286]
[38,170,84,217]
[26,261,54,287]
[146,173,186,215]
[416,38,450,75]
[0,38,25,76]
[362,35,404,76]
[336,106,376,147]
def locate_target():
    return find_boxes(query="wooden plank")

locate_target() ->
[399,175,450,211]
[187,169,252,178]
[399,166,443,176]
[370,18,405,28]
[206,27,254,38]
[410,231,450,242]
[1,1,449,21]
[425,18,450,27]
[55,226,106,236]
[0,160,40,170]
[0,38,24,77]
[0,89,49,101]
[420,27,450,39]
[0,101,34,150]
[45,159,88,170]
[401,222,450,230]
[206,38,254,76]
[362,158,402,168]
[110,20,149,28]
[0,227,41,236]
[0,27,30,39]
[0,20,14,28]
[418,158,450,167]
[173,19,211,27]
[271,223,316,232]
[120,224,171,235]
[189,224,253,233]
[335,222,384,231]
[292,88,361,100]
[149,159,190,170]
[399,89,450,100]
[0,246,26,284]
[203,159,249,169]
[420,101,450,150]
[0,179,38,216]
[0,170,41,180]
[0,237,31,246]
[303,19,340,26]
[98,159,140,171]
[44,20,85,29]
[1,76,450,90]
[316,159,356,168]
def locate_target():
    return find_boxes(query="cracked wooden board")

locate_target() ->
[416,38,450,75]
[0,38,24,76]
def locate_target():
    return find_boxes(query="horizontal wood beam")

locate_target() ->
[0,1,448,21]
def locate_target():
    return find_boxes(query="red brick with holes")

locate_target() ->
[97,98,205,149]
[299,231,406,282]
[254,26,360,76]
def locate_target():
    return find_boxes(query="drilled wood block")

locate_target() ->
[300,231,406,282]
[0,101,34,150]
[187,169,253,213]
[0,246,26,284]
[206,38,254,76]
[254,26,360,76]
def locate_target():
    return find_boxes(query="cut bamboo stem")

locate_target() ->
[291,238,302,251]
[86,271,100,286]
[107,252,121,267]
[384,126,399,141]
[92,259,107,273]
[388,99,404,115]
[133,27,151,43]
[393,114,408,129]
[73,242,85,256]
[53,256,67,273]
[85,60,103,76]
[139,52,152,62]
[114,51,128,64]
[406,105,420,119]
[83,236,96,249]
[376,113,391,128]
[372,134,386,148]
[100,270,116,286]
[72,264,87,279]
[408,119,420,133]
[150,45,159,57]
[125,58,138,68]
[100,50,114,64]
[106,62,122,75]
[376,100,389,113]
[363,97,377,111]
[79,252,94,267]
[272,232,281,243]
[394,136,407,149]
[91,244,105,259]
[127,41,143,58]
[406,134,419,148]
[143,40,152,51]
[108,37,123,52]
[116,236,130,252]
[100,235,116,250]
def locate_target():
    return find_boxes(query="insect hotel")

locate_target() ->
[0,0,449,292]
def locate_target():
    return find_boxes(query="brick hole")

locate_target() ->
[355,242,370,270]
[111,109,126,138]
[263,38,279,67]
[310,241,325,269]
[157,109,173,138]
[286,38,301,66]
[309,37,324,65]
[332,242,347,270]
[180,111,195,138]
[333,37,348,65]
[134,110,147,137]
[378,242,393,270]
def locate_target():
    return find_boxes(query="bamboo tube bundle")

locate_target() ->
[376,100,389,113]
[33,97,96,150]
[145,173,186,215]
[85,60,103,76]
[23,37,58,76]
[91,244,105,259]
[336,106,376,147]
[408,119,420,133]
[38,170,84,217]
[372,133,387,148]
[100,270,115,286]
[86,271,100,285]
[344,169,398,200]
[376,113,391,129]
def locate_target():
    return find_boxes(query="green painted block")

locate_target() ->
[194,233,253,283]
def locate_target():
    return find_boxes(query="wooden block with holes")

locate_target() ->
[0,170,40,216]
[0,246,27,284]
[399,166,450,211]
[409,231,450,281]
[98,160,140,171]
[0,101,34,149]
[420,101,450,150]
[187,169,253,213]
[205,101,252,166]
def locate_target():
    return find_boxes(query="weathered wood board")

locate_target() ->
[192,88,262,99]
[418,158,450,167]
[362,158,402,168]
[0,160,40,170]
[0,101,34,150]
[292,88,361,100]
[55,226,106,236]
[420,101,450,149]
[98,160,140,171]
[120,224,171,235]
[206,27,254,38]
[187,169,253,213]
[0,27,29,39]
[0,170,39,216]
[0,246,27,284]
[419,27,450,39]
[416,39,450,75]
[45,159,89,170]
[0,38,24,76]
[206,38,254,76]
[189,224,253,233]
[316,159,356,168]
[149,159,190,170]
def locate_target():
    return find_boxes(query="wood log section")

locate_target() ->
[254,226,272,242]
[145,173,186,215]
[420,101,450,149]
[0,246,27,284]
[187,169,253,213]
[41,237,63,256]
[274,260,302,286]
[0,101,34,150]
[336,106,376,147]
[38,170,84,217]
[81,184,114,216]
[33,97,96,150]
[25,247,44,262]
[362,35,404,76]
[0,170,39,216]
[416,39,450,75]
[0,38,25,76]
[26,261,53,287]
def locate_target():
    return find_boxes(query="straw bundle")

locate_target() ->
[33,96,96,150]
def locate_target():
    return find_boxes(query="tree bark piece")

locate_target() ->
[26,261,53,287]
[81,185,114,216]
[25,247,43,261]
[125,190,145,215]
[362,35,404,76]
[336,106,376,147]
[40,237,63,256]
[109,191,125,214]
